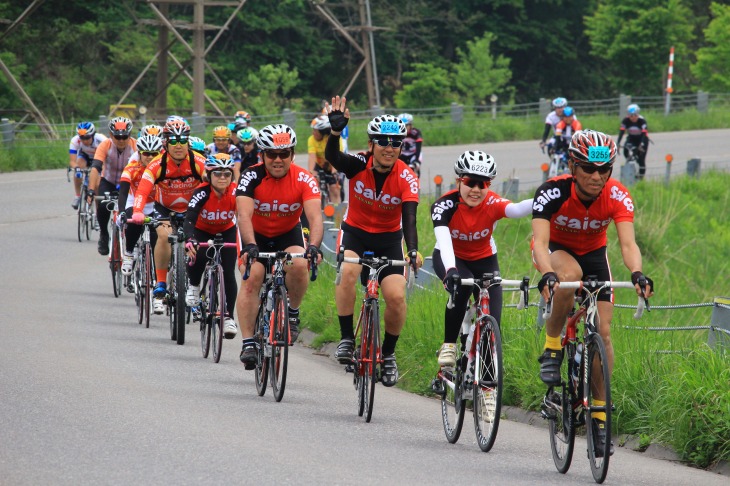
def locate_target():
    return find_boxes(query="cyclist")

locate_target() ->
[88,117,137,255]
[184,153,239,339]
[539,97,575,153]
[532,129,654,456]
[397,113,423,177]
[617,103,649,179]
[207,126,242,181]
[130,118,206,314]
[324,95,423,387]
[553,106,582,153]
[237,127,260,171]
[236,124,323,368]
[432,151,533,368]
[69,122,107,209]
[308,115,342,205]
[118,134,163,276]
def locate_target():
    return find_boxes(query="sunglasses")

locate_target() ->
[576,163,612,175]
[459,177,491,189]
[113,135,129,140]
[140,151,160,158]
[242,141,255,145]
[79,134,93,141]
[372,138,403,148]
[264,149,293,160]
[211,170,233,178]
[213,137,229,142]
[167,137,189,146]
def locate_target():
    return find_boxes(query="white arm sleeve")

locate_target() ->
[504,198,534,219]
[434,225,456,271]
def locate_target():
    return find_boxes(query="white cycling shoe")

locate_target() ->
[185,285,200,306]
[437,343,457,368]
[121,252,134,276]
[223,318,238,339]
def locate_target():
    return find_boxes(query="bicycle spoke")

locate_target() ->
[439,334,466,443]
[546,341,576,474]
[585,335,611,483]
[472,316,502,452]
[254,299,268,397]
[212,267,225,363]
[365,301,379,423]
[269,286,289,402]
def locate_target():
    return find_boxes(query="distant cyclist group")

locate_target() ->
[69,93,653,481]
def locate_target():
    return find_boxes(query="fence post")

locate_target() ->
[433,175,443,198]
[697,91,709,114]
[450,102,463,124]
[502,177,519,201]
[1,118,15,148]
[687,158,701,177]
[708,297,730,350]
[370,105,384,117]
[665,154,672,186]
[620,163,637,187]
[490,94,498,120]
[282,108,296,129]
[619,94,631,118]
[538,98,549,120]
[98,115,107,135]
[189,112,205,137]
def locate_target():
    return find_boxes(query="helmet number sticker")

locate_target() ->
[272,133,291,146]
[588,146,610,163]
[380,121,400,135]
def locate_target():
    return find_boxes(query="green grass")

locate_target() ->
[302,171,730,468]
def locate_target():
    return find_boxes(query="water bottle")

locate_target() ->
[74,168,83,179]
[460,305,475,337]
[572,343,583,387]
[265,289,274,313]
[464,323,476,354]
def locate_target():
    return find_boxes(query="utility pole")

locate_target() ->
[358,0,376,108]
[156,3,169,116]
[193,0,205,114]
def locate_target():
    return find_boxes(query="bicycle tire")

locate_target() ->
[365,300,379,423]
[111,224,122,298]
[211,266,225,363]
[473,315,503,452]
[585,334,611,483]
[254,297,269,397]
[199,271,211,359]
[135,245,144,325]
[269,285,289,402]
[440,333,466,443]
[174,241,187,345]
[77,188,85,242]
[86,196,95,240]
[549,341,577,473]
[168,248,177,341]
[143,243,152,328]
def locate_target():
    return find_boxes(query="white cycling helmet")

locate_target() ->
[367,115,407,137]
[136,134,163,152]
[627,103,641,115]
[256,124,297,150]
[398,113,414,125]
[310,115,331,131]
[454,150,497,180]
[552,97,568,109]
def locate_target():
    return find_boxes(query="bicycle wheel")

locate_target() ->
[77,188,85,242]
[254,299,269,397]
[86,196,95,240]
[473,315,503,452]
[143,242,152,328]
[135,245,144,325]
[548,341,577,474]
[199,271,211,359]
[269,285,289,402]
[364,301,379,423]
[174,241,187,345]
[355,308,366,417]
[585,334,611,483]
[440,336,466,443]
[110,224,122,298]
[211,266,225,363]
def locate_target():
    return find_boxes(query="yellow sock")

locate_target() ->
[544,335,562,351]
[593,399,607,422]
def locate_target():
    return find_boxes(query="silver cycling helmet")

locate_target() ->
[256,124,297,150]
[367,114,407,137]
[454,150,497,180]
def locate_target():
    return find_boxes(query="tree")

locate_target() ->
[453,32,512,105]
[393,63,452,108]
[231,62,301,115]
[585,0,695,95]
[691,2,730,92]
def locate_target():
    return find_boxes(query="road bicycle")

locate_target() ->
[540,277,648,483]
[74,168,96,242]
[100,193,123,298]
[244,251,317,402]
[547,146,570,179]
[190,235,238,363]
[335,248,415,423]
[432,273,529,452]
[622,142,641,181]
[132,217,157,329]
[161,212,188,345]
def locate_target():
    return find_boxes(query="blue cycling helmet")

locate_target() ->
[563,106,574,117]
[552,97,568,109]
[188,136,206,153]
[76,122,96,138]
[627,103,640,115]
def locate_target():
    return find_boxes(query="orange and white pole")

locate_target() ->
[664,46,674,115]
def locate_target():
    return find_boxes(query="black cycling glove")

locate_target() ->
[538,271,559,293]
[306,244,322,263]
[239,243,258,261]
[631,271,654,292]
[328,109,349,132]
[443,268,460,294]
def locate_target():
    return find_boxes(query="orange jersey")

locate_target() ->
[93,137,137,185]
[344,156,419,233]
[120,160,155,205]
[133,151,206,213]
[236,163,320,238]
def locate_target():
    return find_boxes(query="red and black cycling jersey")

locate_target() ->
[617,115,649,147]
[400,127,423,160]
[183,181,237,238]
[532,174,635,255]
[133,150,206,214]
[235,162,320,238]
[431,189,511,261]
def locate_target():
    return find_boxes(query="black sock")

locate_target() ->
[288,307,299,319]
[382,332,399,357]
[242,337,255,347]
[339,314,354,340]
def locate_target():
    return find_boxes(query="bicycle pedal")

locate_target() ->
[431,379,446,397]
[344,364,354,373]
[540,408,557,421]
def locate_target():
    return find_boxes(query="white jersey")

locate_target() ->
[69,133,107,158]
[545,110,578,129]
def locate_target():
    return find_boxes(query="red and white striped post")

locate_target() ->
[664,46,674,116]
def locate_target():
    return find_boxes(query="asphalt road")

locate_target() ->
[1,133,728,485]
